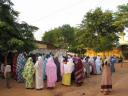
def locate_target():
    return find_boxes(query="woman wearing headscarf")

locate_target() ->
[95,56,102,75]
[43,54,48,80]
[34,56,44,90]
[88,57,96,75]
[110,56,116,73]
[74,58,84,86]
[59,55,64,78]
[84,56,91,78]
[16,52,26,82]
[54,56,61,82]
[22,57,34,89]
[62,57,74,86]
[46,56,57,88]
[101,58,112,95]
[12,52,18,80]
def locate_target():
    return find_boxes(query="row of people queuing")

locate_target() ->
[82,55,117,77]
[0,52,84,89]
[0,51,117,91]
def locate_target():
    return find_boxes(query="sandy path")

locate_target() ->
[0,63,128,96]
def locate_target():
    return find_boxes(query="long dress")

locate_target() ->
[74,58,84,86]
[46,56,57,88]
[16,53,26,82]
[101,58,112,95]
[84,58,91,77]
[95,56,102,75]
[62,58,74,86]
[22,57,34,88]
[110,57,116,73]
[34,56,44,89]
[58,55,64,77]
[54,57,61,81]
[12,53,18,80]
[43,57,47,80]
[89,57,96,74]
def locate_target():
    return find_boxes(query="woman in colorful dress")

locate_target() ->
[74,58,84,86]
[101,58,112,95]
[62,57,74,86]
[16,53,26,82]
[46,56,57,89]
[22,57,34,89]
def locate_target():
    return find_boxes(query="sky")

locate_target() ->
[12,0,128,41]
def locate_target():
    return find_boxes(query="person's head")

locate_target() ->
[63,56,68,64]
[103,57,110,66]
[46,54,50,58]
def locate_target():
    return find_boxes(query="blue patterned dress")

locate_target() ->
[16,53,26,82]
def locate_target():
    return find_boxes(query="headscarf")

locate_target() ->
[35,56,43,77]
[23,57,34,79]
[46,56,57,82]
[103,57,111,66]
[95,56,102,65]
[64,58,74,73]
[88,57,94,64]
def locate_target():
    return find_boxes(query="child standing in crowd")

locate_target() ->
[4,64,11,88]
[1,63,5,78]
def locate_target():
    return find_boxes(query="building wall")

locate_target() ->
[85,48,121,58]
[119,33,128,45]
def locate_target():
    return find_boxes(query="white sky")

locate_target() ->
[12,0,128,41]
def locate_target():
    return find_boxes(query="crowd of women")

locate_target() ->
[0,51,117,95]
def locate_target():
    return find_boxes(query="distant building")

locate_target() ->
[32,41,66,56]
[119,32,128,45]
[118,32,128,59]
[34,40,56,49]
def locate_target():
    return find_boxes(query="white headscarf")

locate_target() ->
[95,56,102,65]
[64,58,74,74]
[88,57,94,64]
[104,57,110,65]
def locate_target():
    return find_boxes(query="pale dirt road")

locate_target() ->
[0,63,128,96]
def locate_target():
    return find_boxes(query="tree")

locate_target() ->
[68,27,85,54]
[115,3,128,58]
[114,3,128,28]
[43,28,63,48]
[42,24,75,49]
[60,24,75,48]
[0,0,38,53]
[79,8,119,52]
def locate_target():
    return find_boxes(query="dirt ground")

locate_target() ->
[0,63,128,96]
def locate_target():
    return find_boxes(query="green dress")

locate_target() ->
[22,57,34,88]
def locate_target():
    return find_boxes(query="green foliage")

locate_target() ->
[61,25,75,45]
[42,4,128,54]
[0,0,38,53]
[42,24,75,48]
[79,8,119,52]
[114,3,128,29]
[115,3,128,58]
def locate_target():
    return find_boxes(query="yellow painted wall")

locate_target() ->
[85,48,121,58]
